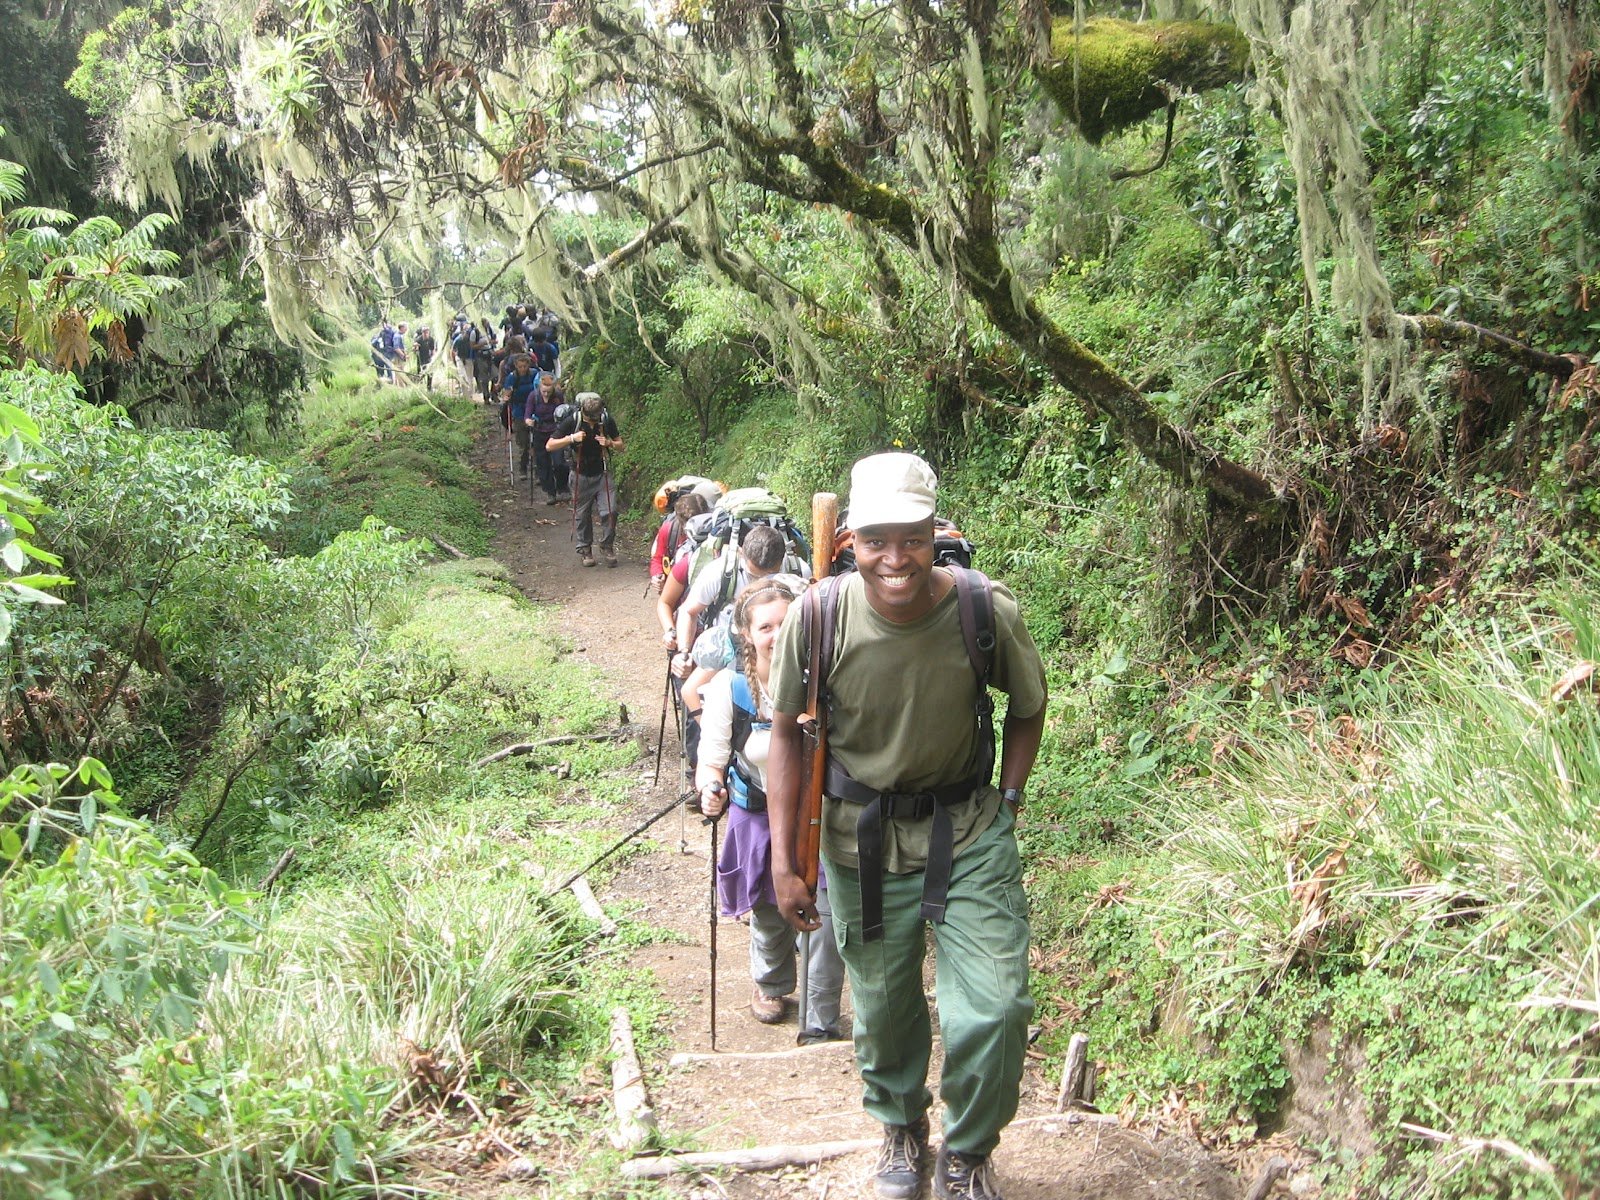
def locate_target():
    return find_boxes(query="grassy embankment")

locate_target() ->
[3,341,677,1199]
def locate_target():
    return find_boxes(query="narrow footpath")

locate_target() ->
[467,418,1250,1199]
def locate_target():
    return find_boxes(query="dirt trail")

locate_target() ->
[467,416,1249,1199]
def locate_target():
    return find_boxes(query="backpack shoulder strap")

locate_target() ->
[947,565,996,687]
[947,565,997,783]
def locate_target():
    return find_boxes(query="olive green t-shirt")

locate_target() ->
[770,570,1046,872]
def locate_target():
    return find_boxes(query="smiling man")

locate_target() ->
[766,452,1048,1200]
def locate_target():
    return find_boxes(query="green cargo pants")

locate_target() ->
[824,805,1032,1157]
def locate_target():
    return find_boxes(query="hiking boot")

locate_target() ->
[934,1147,1002,1200]
[875,1116,929,1199]
[750,988,785,1024]
[544,494,561,506]
[604,549,618,568]
[580,551,596,568]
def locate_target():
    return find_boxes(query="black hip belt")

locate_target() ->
[825,758,981,943]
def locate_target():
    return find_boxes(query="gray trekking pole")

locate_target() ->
[504,406,514,480]
[704,785,723,1050]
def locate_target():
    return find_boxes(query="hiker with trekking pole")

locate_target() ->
[548,392,622,568]
[695,574,845,1040]
[765,453,1048,1200]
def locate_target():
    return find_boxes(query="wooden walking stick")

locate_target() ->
[795,491,837,1039]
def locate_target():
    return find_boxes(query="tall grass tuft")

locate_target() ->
[1156,571,1600,1191]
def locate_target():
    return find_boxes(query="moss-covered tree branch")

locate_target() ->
[1037,17,1250,144]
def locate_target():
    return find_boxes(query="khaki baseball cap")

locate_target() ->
[846,452,937,530]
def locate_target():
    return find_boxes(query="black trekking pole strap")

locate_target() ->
[546,789,693,896]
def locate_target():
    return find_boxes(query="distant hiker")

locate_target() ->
[473,318,499,404]
[450,313,475,393]
[766,452,1048,1200]
[549,392,622,567]
[371,320,400,380]
[698,577,846,1037]
[414,327,436,372]
[651,491,711,593]
[528,323,560,376]
[500,353,541,479]
[674,525,793,669]
[525,371,568,504]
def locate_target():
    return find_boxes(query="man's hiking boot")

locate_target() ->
[874,1116,929,1199]
[544,494,561,505]
[580,551,596,567]
[934,1147,1002,1200]
[604,549,618,568]
[750,988,784,1024]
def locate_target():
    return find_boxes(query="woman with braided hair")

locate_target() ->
[696,575,846,1039]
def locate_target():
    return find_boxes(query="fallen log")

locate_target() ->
[473,729,626,767]
[428,534,468,560]
[609,1006,657,1150]
[620,1137,878,1178]
[571,876,619,936]
[620,1112,1122,1179]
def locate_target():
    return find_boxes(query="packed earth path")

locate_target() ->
[463,413,1270,1200]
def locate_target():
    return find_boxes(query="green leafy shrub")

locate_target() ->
[0,758,253,1197]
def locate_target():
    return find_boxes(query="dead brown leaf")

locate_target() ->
[1551,660,1596,703]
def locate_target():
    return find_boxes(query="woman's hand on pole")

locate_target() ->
[699,780,727,819]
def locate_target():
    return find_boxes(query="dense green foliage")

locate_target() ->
[1,357,668,1197]
[1,0,1598,1195]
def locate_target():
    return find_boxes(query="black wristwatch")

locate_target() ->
[1001,787,1024,812]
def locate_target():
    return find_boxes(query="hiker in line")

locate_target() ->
[651,489,712,593]
[698,577,846,1039]
[548,392,622,567]
[473,318,499,403]
[766,452,1048,1200]
[371,320,400,381]
[414,327,436,379]
[525,370,568,504]
[499,353,541,480]
[394,322,410,379]
[673,526,793,671]
[449,313,475,394]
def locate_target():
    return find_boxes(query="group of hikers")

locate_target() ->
[369,319,436,383]
[643,454,1047,1200]
[369,303,561,401]
[448,303,562,405]
[420,297,1043,1196]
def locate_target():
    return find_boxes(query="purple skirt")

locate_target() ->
[717,804,826,918]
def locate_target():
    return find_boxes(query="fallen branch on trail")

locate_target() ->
[620,1112,1123,1179]
[570,876,619,936]
[620,1137,878,1178]
[668,1040,854,1067]
[428,534,469,559]
[609,1007,657,1150]
[473,729,629,767]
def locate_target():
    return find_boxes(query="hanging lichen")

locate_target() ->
[1229,0,1402,427]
